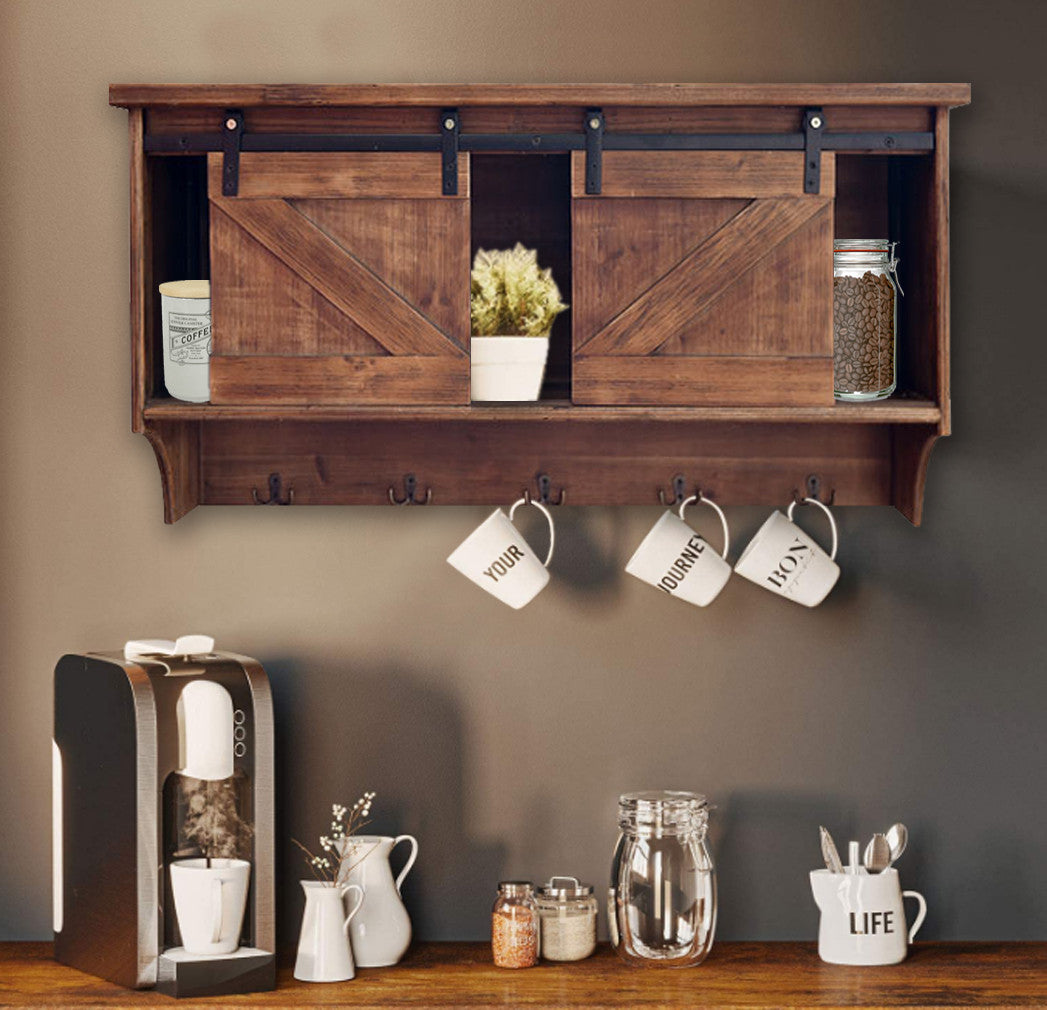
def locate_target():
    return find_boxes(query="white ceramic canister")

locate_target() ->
[159,280,211,402]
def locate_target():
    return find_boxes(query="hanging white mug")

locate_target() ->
[734,497,840,607]
[446,499,555,609]
[294,881,365,982]
[810,868,927,965]
[625,494,732,607]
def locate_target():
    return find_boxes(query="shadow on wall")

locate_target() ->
[712,790,855,940]
[264,658,504,947]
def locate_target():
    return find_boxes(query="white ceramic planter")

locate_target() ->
[470,336,549,401]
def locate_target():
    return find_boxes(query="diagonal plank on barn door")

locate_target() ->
[577,197,831,359]
[210,194,465,359]
[210,203,389,357]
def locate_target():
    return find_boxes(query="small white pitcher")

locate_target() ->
[338,834,418,967]
[810,868,927,965]
[294,881,364,982]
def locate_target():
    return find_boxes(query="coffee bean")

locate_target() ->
[833,271,896,395]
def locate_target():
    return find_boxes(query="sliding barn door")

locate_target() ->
[207,152,470,404]
[572,151,835,406]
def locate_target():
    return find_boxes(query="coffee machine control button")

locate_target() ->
[234,725,246,741]
[234,741,247,757]
[233,709,246,725]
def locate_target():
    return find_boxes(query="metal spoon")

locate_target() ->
[820,825,844,874]
[886,823,908,866]
[863,833,892,873]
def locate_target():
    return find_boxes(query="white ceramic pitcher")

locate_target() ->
[294,881,364,982]
[810,868,927,965]
[338,834,418,967]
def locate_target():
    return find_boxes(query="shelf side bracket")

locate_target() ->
[440,108,460,195]
[221,109,245,196]
[584,108,604,194]
[803,107,824,194]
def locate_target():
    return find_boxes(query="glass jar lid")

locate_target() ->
[618,790,709,835]
[537,875,594,899]
[834,238,891,253]
[497,880,534,896]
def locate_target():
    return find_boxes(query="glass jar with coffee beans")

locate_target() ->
[833,239,902,401]
[491,881,539,968]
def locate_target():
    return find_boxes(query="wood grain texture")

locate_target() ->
[145,103,935,138]
[572,150,836,199]
[571,197,746,346]
[142,421,200,522]
[574,357,832,407]
[109,82,973,108]
[144,395,942,425]
[128,108,148,433]
[2,941,1042,1007]
[212,151,468,200]
[892,424,940,526]
[294,197,469,343]
[209,356,469,406]
[578,198,831,358]
[209,189,465,358]
[196,418,889,509]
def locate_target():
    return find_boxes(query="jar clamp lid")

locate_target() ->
[538,876,594,898]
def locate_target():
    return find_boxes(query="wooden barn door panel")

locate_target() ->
[207,153,469,405]
[572,151,835,407]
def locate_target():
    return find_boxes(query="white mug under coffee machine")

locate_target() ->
[810,869,927,965]
[53,637,275,997]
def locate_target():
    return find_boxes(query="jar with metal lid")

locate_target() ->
[536,876,598,961]
[610,790,716,967]
[491,881,539,968]
[833,239,902,401]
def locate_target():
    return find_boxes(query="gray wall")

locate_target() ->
[2,0,1044,944]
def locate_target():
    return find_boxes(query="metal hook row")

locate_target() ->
[658,472,836,507]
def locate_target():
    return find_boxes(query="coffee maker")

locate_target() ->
[53,637,276,997]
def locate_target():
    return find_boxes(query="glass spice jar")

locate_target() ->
[491,881,539,968]
[833,239,902,401]
[536,876,598,962]
[610,791,716,967]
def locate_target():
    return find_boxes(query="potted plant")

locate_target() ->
[169,776,253,955]
[470,243,568,401]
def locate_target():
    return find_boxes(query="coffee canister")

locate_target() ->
[159,280,211,402]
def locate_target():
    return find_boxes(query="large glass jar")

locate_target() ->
[491,881,539,968]
[610,791,716,967]
[536,876,598,961]
[833,239,901,401]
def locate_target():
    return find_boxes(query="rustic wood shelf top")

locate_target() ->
[143,395,942,425]
[109,82,972,108]
[2,942,1044,1008]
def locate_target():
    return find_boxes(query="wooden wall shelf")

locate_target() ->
[3,941,1045,1008]
[110,84,969,523]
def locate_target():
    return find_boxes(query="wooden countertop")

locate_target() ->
[2,942,1045,1008]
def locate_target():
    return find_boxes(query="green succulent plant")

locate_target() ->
[470,243,568,337]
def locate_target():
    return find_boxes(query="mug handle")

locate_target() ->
[786,497,838,561]
[210,878,225,944]
[340,883,365,936]
[903,890,927,943]
[392,834,419,893]
[508,498,555,567]
[678,494,730,559]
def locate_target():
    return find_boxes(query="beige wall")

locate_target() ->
[2,0,1045,942]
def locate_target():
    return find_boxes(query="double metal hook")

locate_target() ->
[659,474,712,507]
[252,472,294,506]
[388,473,432,506]
[521,472,565,507]
[792,473,836,507]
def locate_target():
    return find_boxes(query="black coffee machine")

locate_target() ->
[53,636,276,997]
